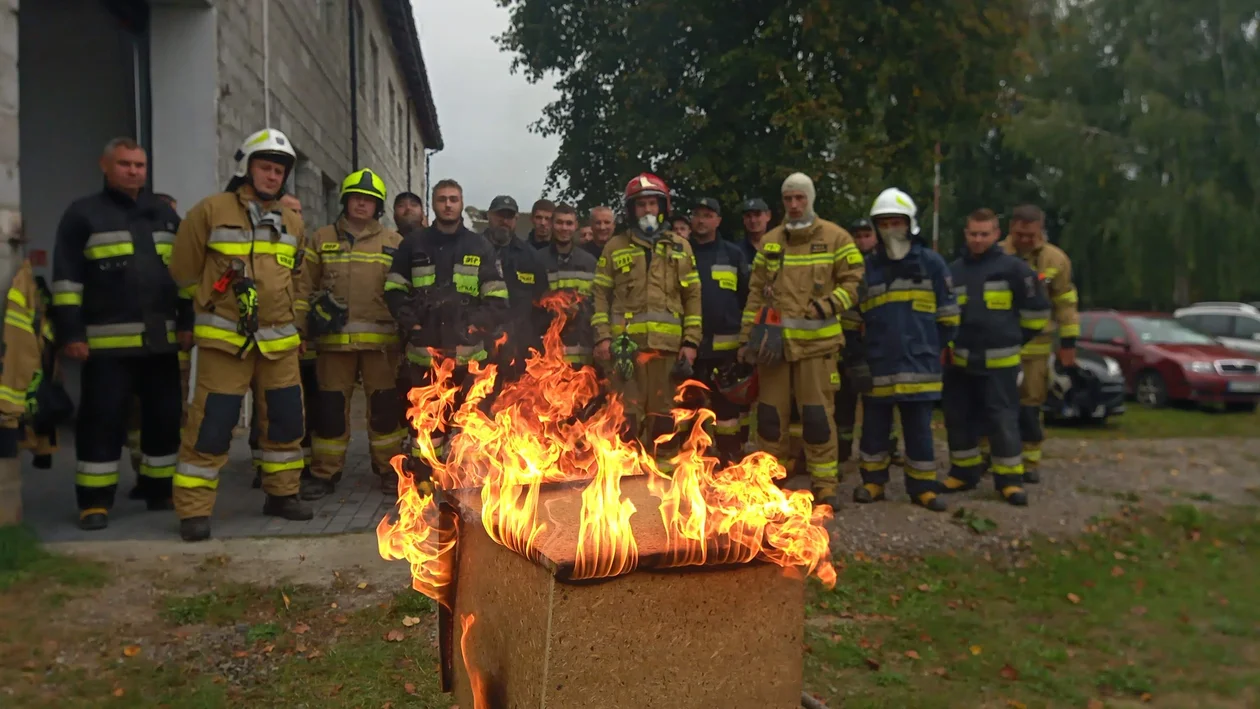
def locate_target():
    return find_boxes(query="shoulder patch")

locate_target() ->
[597,257,607,268]
[810,242,827,253]
[463,254,481,267]
[763,242,782,253]
[517,271,535,285]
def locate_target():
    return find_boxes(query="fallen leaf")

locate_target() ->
[358,582,368,589]
[1141,692,1153,702]
[234,650,249,658]
[1111,566,1125,577]
[905,650,921,660]
[858,637,872,649]
[334,571,341,579]
[931,666,948,677]
[122,645,141,658]
[328,683,343,696]
[334,615,349,625]
[864,657,881,671]
[1007,701,1027,709]
[1087,700,1104,709]
[295,641,307,653]
[158,555,169,561]
[1067,593,1081,604]
[917,584,931,592]
[1190,530,1201,542]
[402,616,421,627]
[263,644,275,654]
[920,634,932,643]
[1114,551,1126,560]
[1000,663,1019,681]
[282,591,291,610]
[404,682,417,695]
[113,688,125,698]
[330,602,339,609]
[385,629,405,642]
[889,593,901,607]
[970,645,982,656]
[1131,606,1147,617]
[1083,580,1096,589]
[381,703,393,709]
[293,623,310,635]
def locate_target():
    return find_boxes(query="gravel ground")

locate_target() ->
[824,436,1260,558]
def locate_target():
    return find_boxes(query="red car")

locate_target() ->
[1078,311,1260,412]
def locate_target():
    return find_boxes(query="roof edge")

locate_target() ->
[380,0,444,151]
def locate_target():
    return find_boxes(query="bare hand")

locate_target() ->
[298,341,307,356]
[1057,347,1077,368]
[178,331,194,351]
[679,346,697,365]
[63,341,89,361]
[594,339,611,361]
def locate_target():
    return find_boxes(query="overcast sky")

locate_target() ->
[414,1,560,213]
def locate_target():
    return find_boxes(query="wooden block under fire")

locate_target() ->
[446,474,806,709]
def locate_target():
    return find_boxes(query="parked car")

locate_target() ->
[1043,346,1127,424]
[1078,311,1260,411]
[1173,302,1260,357]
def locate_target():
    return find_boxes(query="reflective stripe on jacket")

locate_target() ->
[540,243,597,362]
[0,261,50,423]
[739,218,864,361]
[690,235,749,358]
[297,218,402,351]
[948,245,1050,372]
[591,229,702,353]
[856,243,957,401]
[51,187,184,356]
[1001,236,1080,355]
[168,186,305,360]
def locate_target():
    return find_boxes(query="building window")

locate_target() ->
[388,81,396,149]
[369,37,379,120]
[354,2,365,88]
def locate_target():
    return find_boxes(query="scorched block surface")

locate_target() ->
[448,475,806,709]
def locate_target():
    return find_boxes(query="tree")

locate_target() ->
[1005,0,1260,308]
[496,0,1028,224]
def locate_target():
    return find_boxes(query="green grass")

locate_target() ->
[1047,404,1260,439]
[0,525,107,591]
[805,506,1260,708]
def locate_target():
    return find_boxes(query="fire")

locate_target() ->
[375,471,457,606]
[459,614,490,709]
[377,290,836,598]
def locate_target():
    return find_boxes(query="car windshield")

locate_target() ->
[1125,316,1216,345]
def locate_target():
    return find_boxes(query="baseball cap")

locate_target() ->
[488,195,519,214]
[742,197,770,212]
[694,198,722,216]
[394,191,422,206]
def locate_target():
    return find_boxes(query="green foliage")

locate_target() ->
[0,525,107,591]
[496,0,1028,222]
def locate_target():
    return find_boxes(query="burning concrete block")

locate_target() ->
[445,475,806,709]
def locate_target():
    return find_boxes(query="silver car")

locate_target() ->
[1173,302,1260,357]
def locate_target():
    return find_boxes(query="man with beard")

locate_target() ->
[738,197,772,265]
[393,191,426,233]
[385,180,508,494]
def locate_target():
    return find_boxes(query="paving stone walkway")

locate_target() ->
[23,429,395,543]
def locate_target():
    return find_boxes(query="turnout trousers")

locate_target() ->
[833,367,860,464]
[76,354,182,513]
[858,398,940,503]
[755,355,840,482]
[609,350,678,459]
[174,347,305,519]
[941,367,1026,495]
[311,349,406,481]
[694,356,744,463]
[126,350,191,475]
[1018,354,1050,472]
[250,357,318,474]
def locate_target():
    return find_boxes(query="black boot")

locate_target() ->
[911,491,948,512]
[1024,467,1041,484]
[180,516,211,542]
[300,476,337,501]
[78,509,109,531]
[145,496,174,511]
[1000,486,1029,507]
[810,479,839,508]
[852,483,886,504]
[263,494,314,521]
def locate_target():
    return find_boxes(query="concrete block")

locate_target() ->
[444,476,806,709]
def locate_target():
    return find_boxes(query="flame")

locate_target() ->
[460,614,490,709]
[378,290,835,599]
[375,469,457,607]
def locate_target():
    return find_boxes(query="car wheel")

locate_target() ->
[1134,371,1168,408]
[1224,401,1258,414]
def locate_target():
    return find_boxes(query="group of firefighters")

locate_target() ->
[0,125,1079,542]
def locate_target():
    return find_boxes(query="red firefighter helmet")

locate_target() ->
[713,362,759,407]
[624,173,672,215]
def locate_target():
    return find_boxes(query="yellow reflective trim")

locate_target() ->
[983,290,1012,310]
[194,324,248,348]
[951,455,983,467]
[174,473,219,490]
[6,287,26,308]
[860,289,936,313]
[784,320,842,340]
[316,332,400,346]
[1020,318,1049,331]
[0,385,26,407]
[1021,342,1053,356]
[84,243,135,260]
[53,292,83,306]
[952,353,1021,369]
[868,381,943,398]
[259,458,305,474]
[384,280,409,292]
[626,321,682,336]
[139,464,176,480]
[1059,323,1081,338]
[256,333,301,353]
[76,472,120,488]
[1054,289,1078,305]
[593,273,614,287]
[4,311,33,334]
[937,314,960,326]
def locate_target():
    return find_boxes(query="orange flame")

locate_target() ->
[375,469,457,607]
[377,290,835,598]
[460,614,490,709]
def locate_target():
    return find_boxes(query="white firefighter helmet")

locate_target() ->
[232,128,296,179]
[870,187,921,236]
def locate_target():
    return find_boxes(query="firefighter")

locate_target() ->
[542,202,598,365]
[1001,204,1079,483]
[943,208,1050,506]
[384,179,508,491]
[482,195,550,382]
[834,218,878,466]
[591,173,702,460]
[739,197,772,266]
[686,197,749,462]
[295,169,406,500]
[852,189,958,511]
[169,128,313,542]
[52,137,186,530]
[739,173,864,505]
